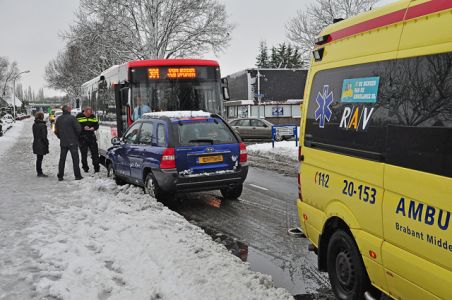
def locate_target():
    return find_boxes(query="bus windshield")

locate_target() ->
[130,66,222,120]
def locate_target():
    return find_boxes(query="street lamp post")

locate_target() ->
[12,70,30,121]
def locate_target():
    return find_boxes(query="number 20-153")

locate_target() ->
[342,180,376,204]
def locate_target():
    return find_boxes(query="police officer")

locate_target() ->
[76,106,100,173]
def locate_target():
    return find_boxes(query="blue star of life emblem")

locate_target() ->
[314,85,334,128]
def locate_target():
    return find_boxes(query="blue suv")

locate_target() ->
[106,111,248,201]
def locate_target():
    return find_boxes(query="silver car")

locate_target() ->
[229,118,294,141]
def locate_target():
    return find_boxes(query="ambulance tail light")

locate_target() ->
[298,172,303,201]
[298,145,303,162]
[313,48,325,62]
[315,34,331,46]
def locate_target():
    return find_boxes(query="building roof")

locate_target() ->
[5,95,23,107]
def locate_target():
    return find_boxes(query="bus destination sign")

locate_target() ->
[167,68,197,79]
[147,67,198,79]
[148,68,160,79]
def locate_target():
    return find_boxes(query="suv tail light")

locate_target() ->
[160,148,176,169]
[239,142,247,163]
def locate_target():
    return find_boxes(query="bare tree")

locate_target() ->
[286,0,378,62]
[0,57,19,97]
[46,0,234,96]
[71,0,234,59]
[45,45,87,97]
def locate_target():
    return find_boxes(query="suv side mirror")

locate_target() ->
[111,137,122,145]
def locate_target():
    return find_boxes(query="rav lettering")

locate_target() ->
[339,106,374,131]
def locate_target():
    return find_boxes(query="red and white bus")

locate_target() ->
[80,59,228,162]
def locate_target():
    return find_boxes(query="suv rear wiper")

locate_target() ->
[188,139,214,144]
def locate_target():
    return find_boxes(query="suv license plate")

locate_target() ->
[199,155,223,164]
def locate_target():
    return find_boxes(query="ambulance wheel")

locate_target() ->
[327,230,371,300]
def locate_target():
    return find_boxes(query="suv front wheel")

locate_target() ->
[221,183,243,200]
[107,162,125,185]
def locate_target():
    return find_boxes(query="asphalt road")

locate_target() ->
[168,167,334,299]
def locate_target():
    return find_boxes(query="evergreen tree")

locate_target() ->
[270,46,279,68]
[255,41,270,68]
[277,43,288,68]
[270,43,302,68]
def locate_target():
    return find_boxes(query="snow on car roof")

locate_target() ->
[142,111,212,119]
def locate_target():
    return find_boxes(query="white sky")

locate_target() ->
[0,0,79,97]
[0,0,397,97]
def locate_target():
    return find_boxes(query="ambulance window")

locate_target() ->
[384,52,452,177]
[304,52,452,177]
[304,60,391,160]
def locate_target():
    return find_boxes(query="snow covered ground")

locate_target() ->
[247,141,298,163]
[0,119,293,300]
[0,120,26,157]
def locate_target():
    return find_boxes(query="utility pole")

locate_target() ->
[256,69,264,105]
[12,70,30,121]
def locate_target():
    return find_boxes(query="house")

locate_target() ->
[222,69,307,124]
[223,68,307,103]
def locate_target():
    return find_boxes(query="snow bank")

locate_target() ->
[247,141,298,163]
[0,119,28,157]
[29,177,292,300]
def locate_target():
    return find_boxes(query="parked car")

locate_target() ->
[1,114,14,131]
[2,114,14,123]
[106,111,249,202]
[15,113,26,120]
[228,118,293,141]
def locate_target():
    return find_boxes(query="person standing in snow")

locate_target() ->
[32,112,49,177]
[54,104,83,181]
[76,106,100,173]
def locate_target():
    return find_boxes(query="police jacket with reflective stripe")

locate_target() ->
[76,113,99,137]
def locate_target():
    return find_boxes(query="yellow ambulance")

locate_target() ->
[297,0,452,299]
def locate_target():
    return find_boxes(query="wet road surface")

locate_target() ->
[168,167,334,299]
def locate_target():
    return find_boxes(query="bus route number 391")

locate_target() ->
[342,179,376,204]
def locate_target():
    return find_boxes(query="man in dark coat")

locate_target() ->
[32,112,49,177]
[54,104,83,181]
[76,106,100,173]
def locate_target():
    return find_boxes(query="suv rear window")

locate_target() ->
[177,119,237,146]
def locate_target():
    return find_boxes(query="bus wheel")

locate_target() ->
[327,230,370,300]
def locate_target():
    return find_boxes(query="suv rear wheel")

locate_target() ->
[327,230,372,300]
[221,183,243,199]
[145,173,173,202]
